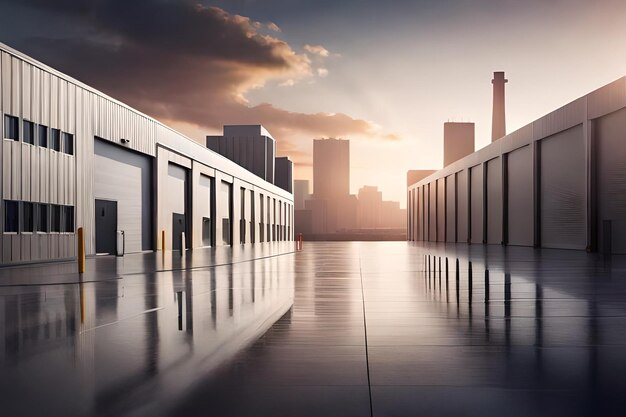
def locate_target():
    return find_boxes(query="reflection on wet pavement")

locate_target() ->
[3,241,626,416]
[0,246,295,416]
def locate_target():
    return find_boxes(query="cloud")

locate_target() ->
[317,68,329,77]
[2,0,397,170]
[304,44,330,57]
[267,22,281,32]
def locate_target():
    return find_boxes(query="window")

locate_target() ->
[50,129,61,151]
[4,200,18,233]
[38,125,48,147]
[23,121,35,145]
[50,204,61,232]
[4,115,19,140]
[37,204,48,232]
[21,202,34,232]
[62,206,74,233]
[62,133,74,155]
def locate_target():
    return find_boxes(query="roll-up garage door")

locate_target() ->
[457,170,468,243]
[486,157,502,245]
[429,183,436,241]
[419,186,425,241]
[470,164,484,244]
[540,125,586,250]
[94,139,153,253]
[507,145,533,246]
[437,179,445,242]
[446,174,455,242]
[596,107,626,253]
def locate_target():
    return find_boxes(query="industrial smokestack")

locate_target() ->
[491,71,508,142]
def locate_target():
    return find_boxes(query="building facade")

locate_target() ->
[0,42,294,265]
[206,125,278,184]
[408,76,626,254]
[443,122,475,167]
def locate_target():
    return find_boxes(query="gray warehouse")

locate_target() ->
[0,42,294,265]
[408,76,626,254]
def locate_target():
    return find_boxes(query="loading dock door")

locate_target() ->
[95,199,118,254]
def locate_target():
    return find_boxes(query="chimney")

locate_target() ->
[491,71,508,142]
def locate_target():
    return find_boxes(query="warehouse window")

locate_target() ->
[38,125,48,147]
[37,203,48,232]
[62,206,75,233]
[50,204,61,232]
[50,129,61,151]
[21,202,34,232]
[23,121,35,145]
[62,133,74,155]
[4,115,19,140]
[4,200,18,233]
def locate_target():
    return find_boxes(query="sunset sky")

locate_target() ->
[1,0,626,205]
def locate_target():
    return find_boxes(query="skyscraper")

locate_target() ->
[313,139,350,201]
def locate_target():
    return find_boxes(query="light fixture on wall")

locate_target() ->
[121,138,130,144]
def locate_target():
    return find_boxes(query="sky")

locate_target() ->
[1,0,626,206]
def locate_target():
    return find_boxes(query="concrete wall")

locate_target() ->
[0,42,294,265]
[408,76,626,253]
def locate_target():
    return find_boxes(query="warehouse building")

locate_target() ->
[0,42,294,265]
[408,76,626,254]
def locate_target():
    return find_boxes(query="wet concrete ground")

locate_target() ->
[2,241,626,416]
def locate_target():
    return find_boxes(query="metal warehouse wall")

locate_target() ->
[408,76,626,253]
[0,43,294,265]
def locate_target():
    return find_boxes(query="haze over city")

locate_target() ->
[2,0,626,205]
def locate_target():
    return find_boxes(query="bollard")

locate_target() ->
[77,227,86,274]
[161,230,166,252]
[181,232,186,254]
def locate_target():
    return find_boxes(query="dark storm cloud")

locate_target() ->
[0,0,396,167]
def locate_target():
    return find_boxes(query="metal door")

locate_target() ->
[172,213,186,251]
[95,199,117,254]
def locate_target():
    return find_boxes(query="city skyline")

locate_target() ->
[2,0,626,205]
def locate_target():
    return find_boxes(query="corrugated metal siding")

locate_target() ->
[486,157,502,245]
[470,164,483,244]
[588,78,626,120]
[540,125,586,250]
[507,145,533,246]
[596,107,626,253]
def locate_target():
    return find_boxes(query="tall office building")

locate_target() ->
[207,125,276,183]
[444,122,475,167]
[313,139,350,200]
[294,180,311,210]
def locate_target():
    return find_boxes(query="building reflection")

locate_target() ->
[0,253,294,416]
[419,250,622,413]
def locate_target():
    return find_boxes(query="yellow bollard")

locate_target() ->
[161,230,166,252]
[77,227,86,273]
